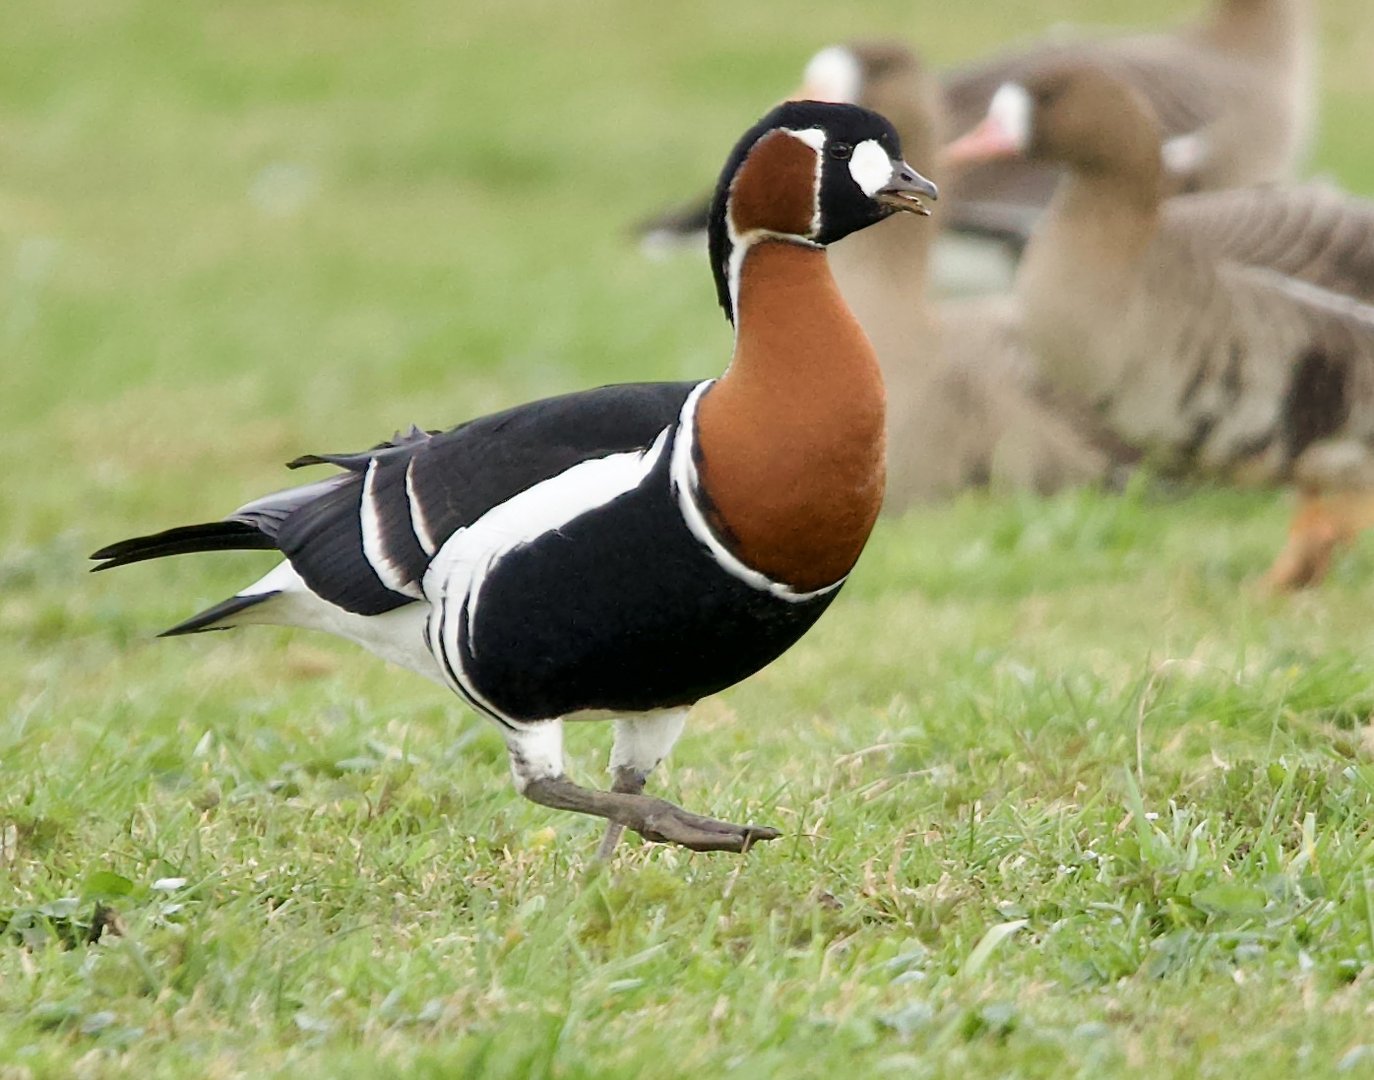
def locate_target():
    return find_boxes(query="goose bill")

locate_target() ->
[876,163,939,216]
[943,116,1023,167]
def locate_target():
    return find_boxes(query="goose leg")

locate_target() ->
[596,711,688,859]
[1264,490,1374,591]
[504,719,779,855]
[524,778,780,853]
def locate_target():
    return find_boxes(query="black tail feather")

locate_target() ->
[159,591,281,637]
[91,521,274,572]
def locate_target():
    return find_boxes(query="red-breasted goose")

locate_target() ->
[639,0,1312,258]
[92,102,937,856]
[946,64,1374,590]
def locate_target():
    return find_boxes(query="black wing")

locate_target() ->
[266,381,699,615]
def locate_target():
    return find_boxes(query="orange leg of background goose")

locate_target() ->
[1263,490,1374,591]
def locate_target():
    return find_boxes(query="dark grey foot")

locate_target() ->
[596,767,646,861]
[631,799,781,853]
[524,775,780,855]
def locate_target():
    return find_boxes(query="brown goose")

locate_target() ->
[821,44,1125,506]
[638,0,1313,257]
[1163,184,1374,306]
[944,0,1313,230]
[946,63,1374,589]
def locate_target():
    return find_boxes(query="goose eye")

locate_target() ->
[828,141,853,161]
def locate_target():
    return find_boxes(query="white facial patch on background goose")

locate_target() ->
[1161,131,1212,177]
[988,83,1033,151]
[802,46,861,103]
[848,139,893,197]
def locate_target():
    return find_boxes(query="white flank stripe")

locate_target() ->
[360,459,424,599]
[423,427,673,712]
[669,382,845,604]
[405,457,438,556]
[425,598,506,721]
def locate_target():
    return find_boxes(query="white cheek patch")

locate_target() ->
[848,139,893,197]
[989,82,1032,150]
[802,46,861,103]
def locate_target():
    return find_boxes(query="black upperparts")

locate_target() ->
[93,381,701,619]
[275,381,700,615]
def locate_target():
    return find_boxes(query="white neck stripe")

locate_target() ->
[724,128,827,322]
[724,230,823,333]
[670,382,846,604]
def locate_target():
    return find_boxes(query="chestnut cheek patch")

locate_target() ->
[728,130,821,237]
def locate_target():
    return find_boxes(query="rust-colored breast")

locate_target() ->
[695,242,887,591]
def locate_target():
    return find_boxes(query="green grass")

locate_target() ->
[5,1,1374,1076]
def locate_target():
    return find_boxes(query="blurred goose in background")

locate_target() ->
[944,0,1313,237]
[1160,185,1374,306]
[93,102,940,857]
[946,64,1374,590]
[819,43,1129,506]
[639,0,1314,276]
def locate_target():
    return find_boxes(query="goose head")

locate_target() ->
[944,65,1166,199]
[707,100,938,321]
[799,43,946,179]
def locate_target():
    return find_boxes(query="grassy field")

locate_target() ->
[5,0,1374,1076]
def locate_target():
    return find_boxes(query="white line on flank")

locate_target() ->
[670,382,845,604]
